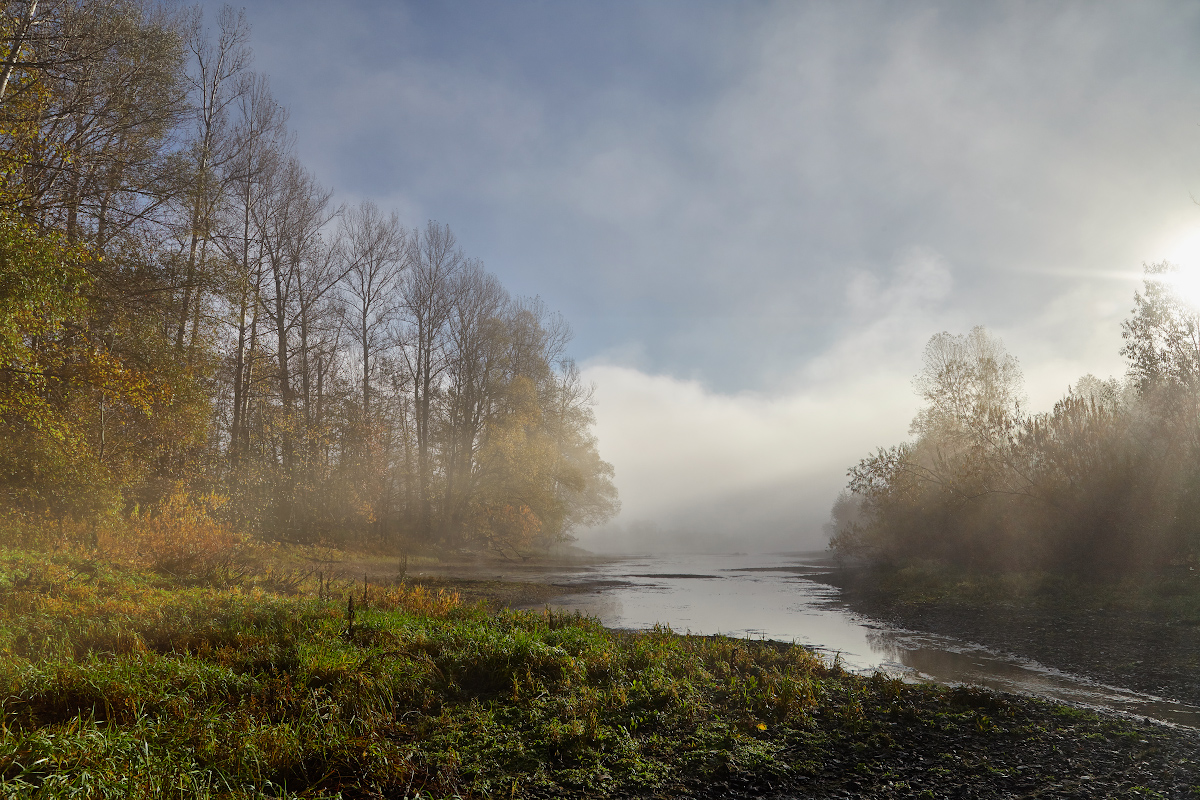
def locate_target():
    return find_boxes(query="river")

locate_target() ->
[500,551,1200,728]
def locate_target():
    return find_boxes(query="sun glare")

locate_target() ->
[1160,228,1200,308]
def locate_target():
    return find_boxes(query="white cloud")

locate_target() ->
[223,0,1200,551]
[578,253,959,549]
[577,246,1145,551]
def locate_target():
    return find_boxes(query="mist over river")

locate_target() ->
[481,552,1200,728]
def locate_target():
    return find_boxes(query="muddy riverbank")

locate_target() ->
[342,566,1200,796]
[339,549,1200,725]
[335,553,1200,794]
[825,567,1200,709]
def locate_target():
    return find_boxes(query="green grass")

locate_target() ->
[0,548,832,797]
[0,547,1194,798]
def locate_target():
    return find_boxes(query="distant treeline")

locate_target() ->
[0,1,617,554]
[830,263,1200,575]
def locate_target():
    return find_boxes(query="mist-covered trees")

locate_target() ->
[831,268,1200,574]
[0,1,618,554]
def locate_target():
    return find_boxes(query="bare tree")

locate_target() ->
[255,156,333,452]
[401,220,462,540]
[295,231,346,426]
[174,3,250,353]
[506,296,571,398]
[217,73,288,467]
[441,260,507,542]
[338,200,406,419]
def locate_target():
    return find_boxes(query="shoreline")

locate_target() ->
[318,548,1200,726]
[821,565,1200,709]
[407,553,1200,726]
[3,546,1200,797]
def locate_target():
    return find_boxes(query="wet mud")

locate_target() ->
[827,569,1200,709]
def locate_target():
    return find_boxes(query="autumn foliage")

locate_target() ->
[0,1,617,556]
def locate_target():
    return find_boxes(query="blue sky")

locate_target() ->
[208,1,1200,548]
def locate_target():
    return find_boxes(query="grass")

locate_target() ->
[0,547,1197,798]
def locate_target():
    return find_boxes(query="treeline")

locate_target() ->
[0,1,617,554]
[830,263,1200,575]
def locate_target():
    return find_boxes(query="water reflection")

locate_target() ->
[518,552,1200,728]
[867,628,1200,728]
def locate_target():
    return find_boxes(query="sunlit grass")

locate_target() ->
[0,547,1192,798]
[0,547,833,797]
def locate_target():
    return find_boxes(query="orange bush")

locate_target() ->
[102,490,259,580]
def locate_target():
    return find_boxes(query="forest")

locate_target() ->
[0,0,618,557]
[831,261,1200,576]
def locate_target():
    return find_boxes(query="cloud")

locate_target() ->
[217,0,1200,550]
[578,251,960,551]
[576,362,913,550]
[577,245,1142,552]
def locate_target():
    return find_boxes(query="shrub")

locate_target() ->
[101,490,261,582]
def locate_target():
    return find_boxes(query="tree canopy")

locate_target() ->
[0,0,618,555]
[832,264,1200,576]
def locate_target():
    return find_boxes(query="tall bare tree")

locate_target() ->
[338,200,406,420]
[217,73,288,467]
[174,3,250,353]
[256,160,331,438]
[401,220,462,539]
[441,261,507,542]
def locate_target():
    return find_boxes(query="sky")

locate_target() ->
[205,0,1200,551]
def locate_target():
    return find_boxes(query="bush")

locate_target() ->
[101,490,262,582]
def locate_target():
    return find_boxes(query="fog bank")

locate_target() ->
[576,255,1136,554]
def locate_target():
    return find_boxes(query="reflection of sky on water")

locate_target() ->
[523,553,1200,728]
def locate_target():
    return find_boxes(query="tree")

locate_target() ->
[174,4,249,354]
[401,220,461,541]
[0,0,204,523]
[839,327,1031,567]
[0,3,621,556]
[910,326,1024,447]
[4,0,186,243]
[834,310,1200,574]
[253,155,334,538]
[0,209,89,437]
[1121,262,1200,395]
[440,260,507,543]
[338,200,405,420]
[458,304,617,554]
[542,359,619,540]
[216,73,288,469]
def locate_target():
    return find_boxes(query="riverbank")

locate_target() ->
[287,545,627,610]
[825,562,1200,708]
[3,547,1199,798]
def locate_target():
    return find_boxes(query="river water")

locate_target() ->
[504,551,1200,728]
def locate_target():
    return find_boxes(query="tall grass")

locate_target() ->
[0,548,837,797]
[0,547,1189,798]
